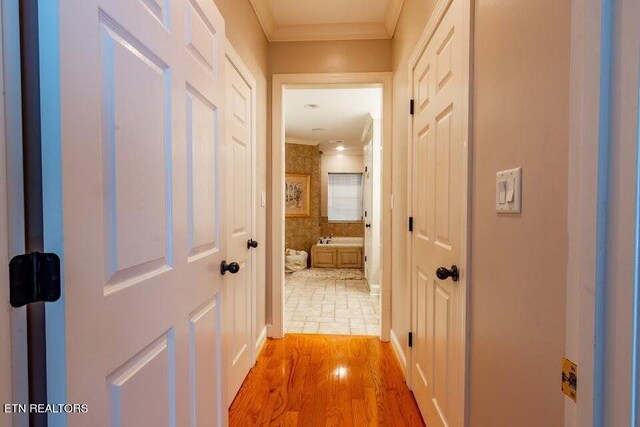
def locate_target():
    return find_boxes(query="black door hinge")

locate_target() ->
[408,332,413,348]
[409,216,414,232]
[365,166,368,173]
[9,252,61,308]
[410,99,414,115]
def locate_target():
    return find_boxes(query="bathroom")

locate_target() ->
[283,86,382,336]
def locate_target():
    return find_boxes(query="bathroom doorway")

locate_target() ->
[278,84,385,336]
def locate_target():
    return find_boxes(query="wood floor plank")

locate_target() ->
[229,334,425,426]
[285,411,298,427]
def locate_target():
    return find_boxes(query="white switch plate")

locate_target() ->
[496,167,522,213]
[261,191,266,207]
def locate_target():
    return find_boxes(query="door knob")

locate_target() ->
[220,260,240,275]
[247,239,258,249]
[436,265,459,282]
[365,224,371,228]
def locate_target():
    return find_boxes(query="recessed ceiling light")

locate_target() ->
[336,146,345,151]
[304,104,320,110]
[312,128,324,132]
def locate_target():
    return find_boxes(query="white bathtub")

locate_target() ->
[317,237,363,247]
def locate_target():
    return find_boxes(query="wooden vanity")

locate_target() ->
[311,242,363,268]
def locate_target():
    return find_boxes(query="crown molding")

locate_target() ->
[270,22,389,42]
[384,0,405,36]
[248,0,276,36]
[249,0,405,42]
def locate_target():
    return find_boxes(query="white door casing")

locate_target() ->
[408,0,471,425]
[566,0,640,425]
[270,73,393,341]
[603,0,640,424]
[224,53,254,403]
[0,4,13,418]
[40,0,229,425]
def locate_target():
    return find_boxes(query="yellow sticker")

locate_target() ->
[562,357,577,402]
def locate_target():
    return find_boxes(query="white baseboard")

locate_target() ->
[390,329,407,377]
[255,326,267,360]
[369,282,381,296]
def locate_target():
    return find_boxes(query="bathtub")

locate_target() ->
[316,237,363,247]
[312,237,363,268]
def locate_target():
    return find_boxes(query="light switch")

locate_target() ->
[261,191,266,207]
[495,167,522,213]
[498,180,507,204]
[506,177,515,202]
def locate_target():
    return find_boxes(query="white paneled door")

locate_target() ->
[41,0,230,425]
[224,56,254,403]
[409,0,470,425]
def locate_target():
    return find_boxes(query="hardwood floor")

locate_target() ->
[229,334,425,426]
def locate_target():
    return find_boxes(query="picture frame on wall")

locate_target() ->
[285,173,311,218]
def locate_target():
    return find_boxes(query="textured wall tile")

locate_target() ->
[320,216,365,237]
[286,144,321,255]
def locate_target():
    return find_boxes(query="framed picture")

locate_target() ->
[285,173,310,217]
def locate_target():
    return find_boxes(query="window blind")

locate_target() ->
[328,173,363,221]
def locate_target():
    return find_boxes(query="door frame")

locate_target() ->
[269,72,392,341]
[2,0,30,424]
[224,39,260,365]
[564,0,612,425]
[405,0,472,422]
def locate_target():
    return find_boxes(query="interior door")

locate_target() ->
[409,0,469,425]
[224,56,254,403]
[40,0,229,425]
[363,139,373,280]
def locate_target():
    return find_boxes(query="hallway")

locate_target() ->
[4,0,638,424]
[229,335,424,426]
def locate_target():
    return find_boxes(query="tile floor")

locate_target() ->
[284,274,380,335]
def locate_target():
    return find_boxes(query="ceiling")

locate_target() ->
[249,0,405,41]
[285,87,382,153]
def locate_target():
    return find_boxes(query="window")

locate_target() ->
[328,173,363,221]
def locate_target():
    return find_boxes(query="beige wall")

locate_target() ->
[470,1,569,425]
[269,40,392,74]
[391,0,570,426]
[390,0,437,377]
[213,0,269,343]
